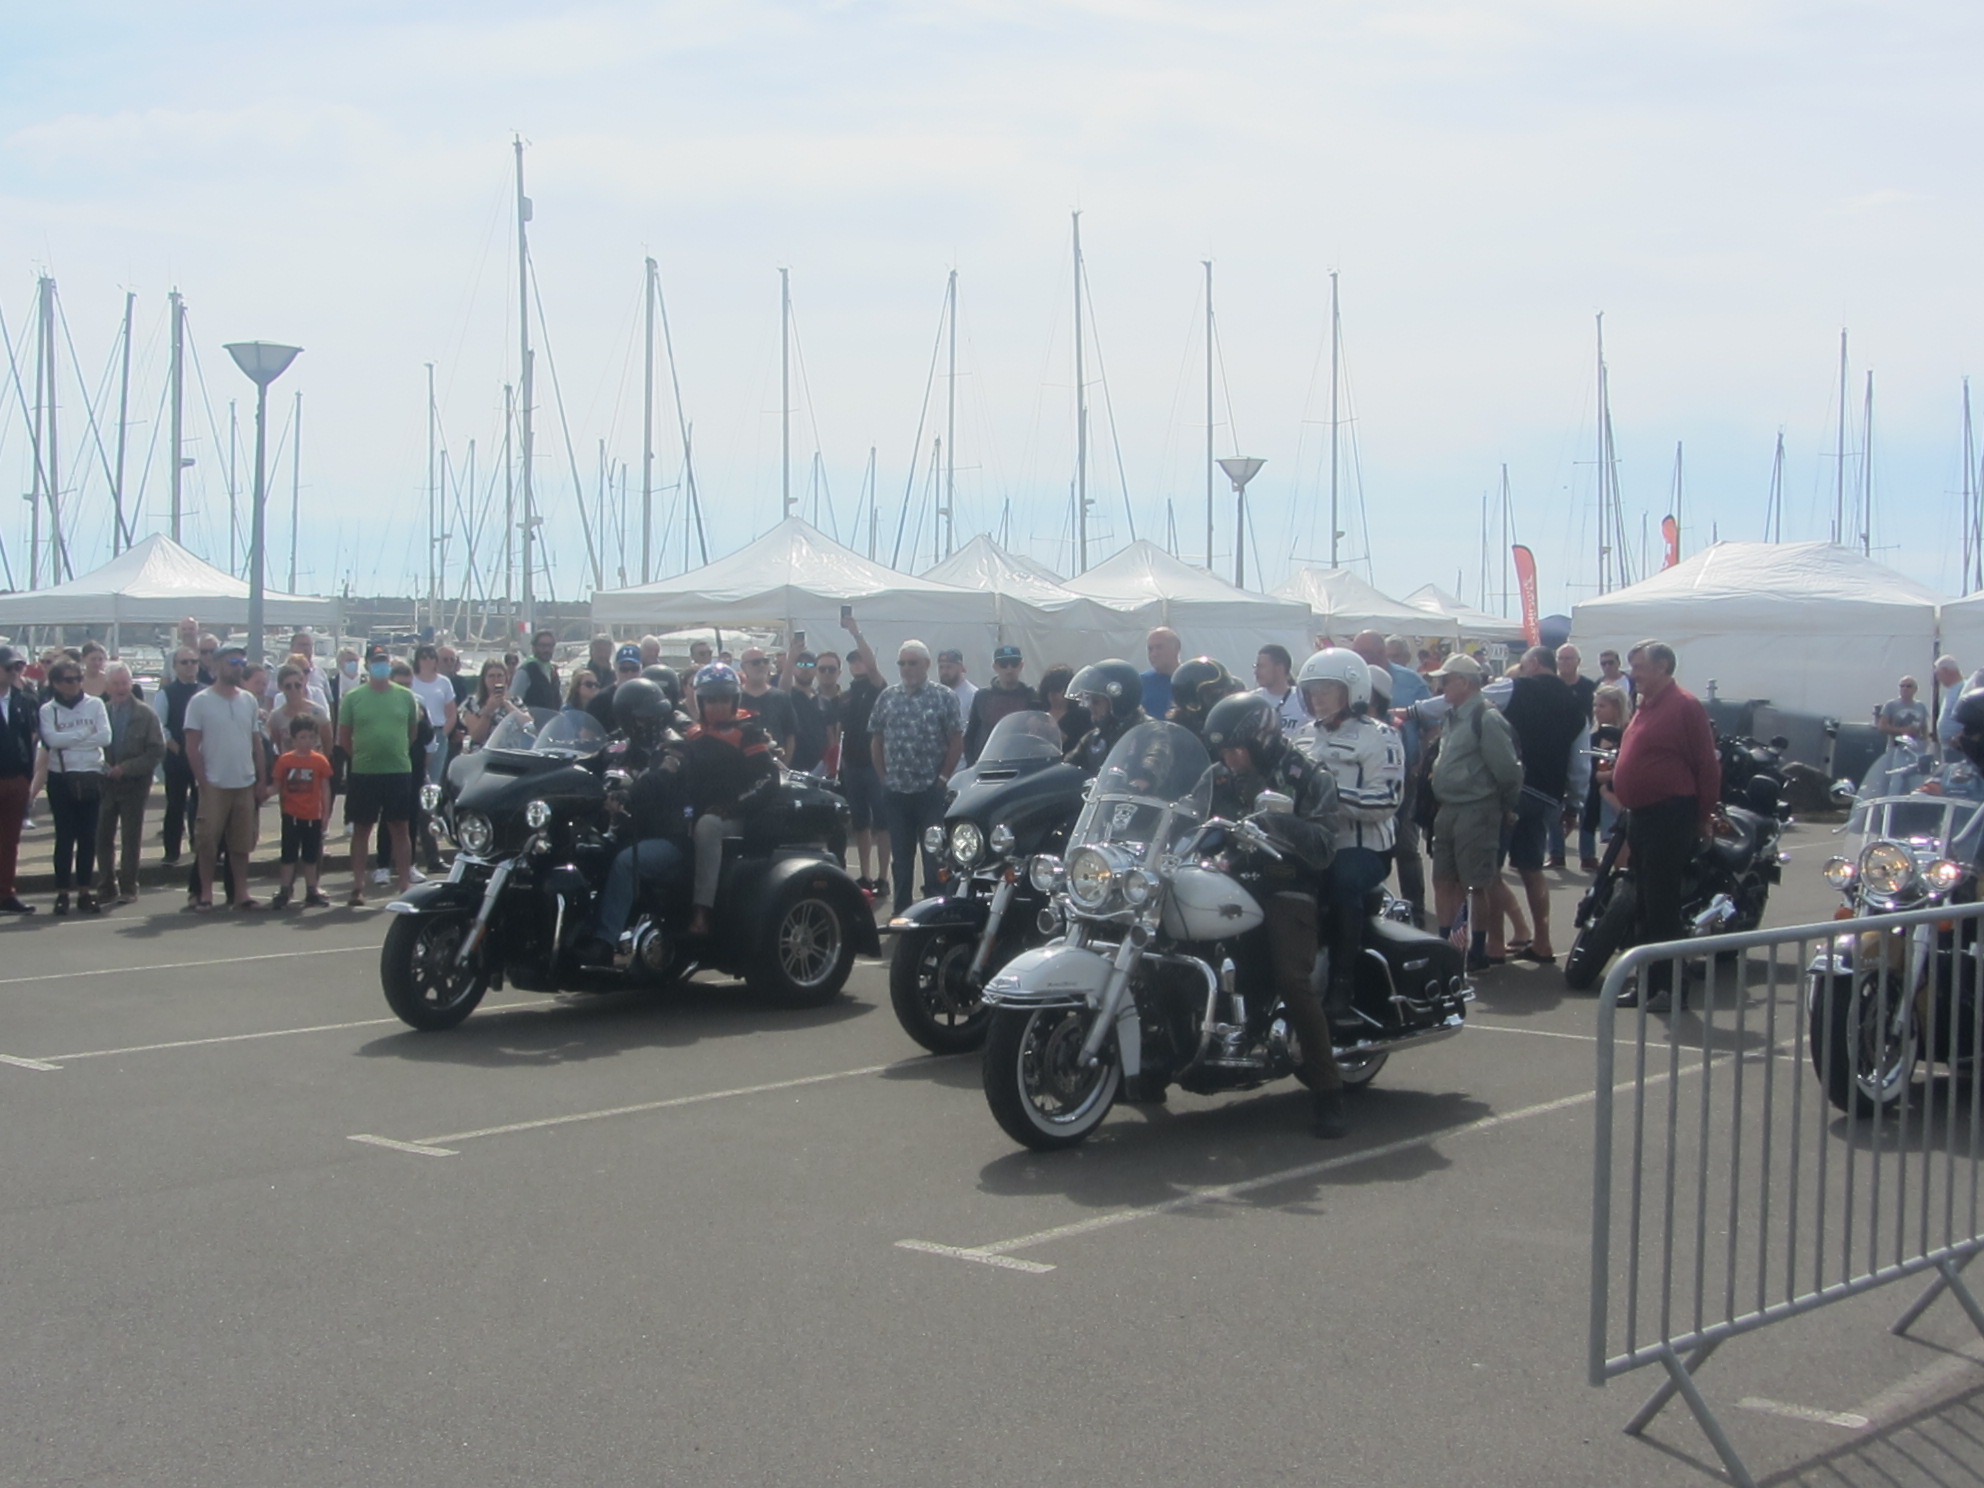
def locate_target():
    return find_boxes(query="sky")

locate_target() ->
[2,0,1979,620]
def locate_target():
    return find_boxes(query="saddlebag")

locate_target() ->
[1363,918,1466,1005]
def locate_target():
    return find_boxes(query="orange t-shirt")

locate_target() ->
[275,748,332,822]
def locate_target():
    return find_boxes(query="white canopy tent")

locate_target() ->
[1272,567,1443,642]
[0,533,341,638]
[923,535,1155,669]
[1939,593,1984,676]
[590,518,1000,664]
[1570,541,1944,719]
[1402,584,1529,645]
[1064,540,1312,672]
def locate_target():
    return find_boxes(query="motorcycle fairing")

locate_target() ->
[983,942,1144,1074]
[384,880,486,916]
[885,894,991,935]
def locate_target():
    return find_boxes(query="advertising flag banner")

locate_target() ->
[1661,515,1680,569]
[1511,544,1540,645]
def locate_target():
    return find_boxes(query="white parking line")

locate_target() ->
[348,1059,920,1155]
[1736,1397,1869,1430]
[23,999,548,1064]
[0,944,370,988]
[0,1053,61,1071]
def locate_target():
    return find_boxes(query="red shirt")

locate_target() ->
[1612,682,1721,823]
[275,748,332,822]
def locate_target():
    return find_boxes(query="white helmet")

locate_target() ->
[1296,647,1371,714]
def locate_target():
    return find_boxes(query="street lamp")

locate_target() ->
[1217,456,1265,588]
[224,341,302,662]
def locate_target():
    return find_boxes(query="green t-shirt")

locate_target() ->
[341,682,419,776]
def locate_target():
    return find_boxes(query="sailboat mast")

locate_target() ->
[288,389,301,592]
[1499,463,1513,614]
[1203,258,1213,570]
[227,400,239,577]
[502,383,515,606]
[1964,380,1977,591]
[781,267,792,521]
[1767,430,1785,543]
[514,136,537,636]
[27,277,45,589]
[40,275,66,585]
[168,289,185,544]
[1834,328,1848,546]
[866,445,878,560]
[1860,370,1874,555]
[1671,440,1683,562]
[1594,313,1608,594]
[113,289,133,554]
[1329,269,1341,568]
[425,362,437,633]
[642,256,656,584]
[1073,211,1089,575]
[945,268,957,562]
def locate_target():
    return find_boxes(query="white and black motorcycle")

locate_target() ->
[979,720,1471,1151]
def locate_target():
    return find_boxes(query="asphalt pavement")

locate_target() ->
[4,817,1984,1487]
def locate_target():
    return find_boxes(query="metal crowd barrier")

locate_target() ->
[1588,903,1984,1488]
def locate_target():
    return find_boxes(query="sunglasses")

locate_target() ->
[579,679,598,690]
[817,664,840,675]
[282,680,305,691]
[51,673,82,685]
[995,658,1021,668]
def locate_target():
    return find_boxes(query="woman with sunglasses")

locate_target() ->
[463,658,522,750]
[37,661,111,914]
[564,672,602,713]
[266,665,331,767]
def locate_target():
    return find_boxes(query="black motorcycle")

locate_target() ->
[1562,785,1784,992]
[887,711,1085,1053]
[381,708,878,1030]
[1718,732,1790,817]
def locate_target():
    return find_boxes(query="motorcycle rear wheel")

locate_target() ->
[748,883,855,1007]
[381,912,490,1031]
[983,1006,1120,1150]
[1564,879,1637,993]
[889,926,990,1054]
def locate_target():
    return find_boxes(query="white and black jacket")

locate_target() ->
[1293,714,1404,855]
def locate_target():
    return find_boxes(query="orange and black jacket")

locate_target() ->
[682,711,778,816]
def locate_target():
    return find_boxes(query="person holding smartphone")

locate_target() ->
[463,658,522,750]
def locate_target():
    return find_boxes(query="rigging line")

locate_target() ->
[438,176,511,409]
[1076,254,1137,546]
[127,330,175,537]
[0,302,52,521]
[528,256,602,595]
[786,300,838,541]
[184,325,242,566]
[55,295,125,555]
[652,269,706,565]
[889,286,950,570]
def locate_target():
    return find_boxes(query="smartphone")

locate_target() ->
[840,605,854,624]
[793,629,806,649]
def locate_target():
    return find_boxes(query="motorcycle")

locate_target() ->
[887,711,1085,1053]
[1806,789,1984,1116]
[1562,754,1785,992]
[1719,732,1790,817]
[978,719,1471,1151]
[380,708,878,1030]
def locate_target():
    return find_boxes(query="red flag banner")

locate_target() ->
[1511,544,1540,645]
[1661,515,1680,569]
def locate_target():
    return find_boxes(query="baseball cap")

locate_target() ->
[937,647,964,663]
[615,643,643,668]
[993,645,1023,665]
[1429,653,1487,681]
[0,645,24,670]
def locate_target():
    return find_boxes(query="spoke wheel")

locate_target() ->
[748,883,856,1007]
[1813,965,1920,1118]
[983,1006,1120,1150]
[381,912,489,1030]
[890,927,991,1053]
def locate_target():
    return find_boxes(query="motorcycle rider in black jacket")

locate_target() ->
[1201,691,1350,1139]
[579,678,691,966]
[1065,659,1149,776]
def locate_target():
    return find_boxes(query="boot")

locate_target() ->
[1311,1089,1349,1139]
[1324,899,1364,1015]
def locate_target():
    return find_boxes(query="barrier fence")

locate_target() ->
[1588,902,1984,1488]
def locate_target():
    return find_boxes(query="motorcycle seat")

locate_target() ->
[1706,806,1765,868]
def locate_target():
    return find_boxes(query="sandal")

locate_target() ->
[1508,945,1558,965]
[234,898,264,912]
[346,891,367,908]
[305,890,332,908]
[190,899,214,913]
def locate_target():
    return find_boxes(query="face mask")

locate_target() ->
[342,661,359,678]
[369,662,391,681]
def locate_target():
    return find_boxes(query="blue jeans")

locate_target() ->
[1328,846,1390,903]
[884,783,947,913]
[595,838,687,940]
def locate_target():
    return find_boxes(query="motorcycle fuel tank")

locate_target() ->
[1162,865,1265,941]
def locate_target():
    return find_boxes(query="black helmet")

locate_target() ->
[1203,691,1280,769]
[1070,659,1144,719]
[1169,656,1235,730]
[612,677,671,742]
[1954,689,1984,769]
[642,664,680,706]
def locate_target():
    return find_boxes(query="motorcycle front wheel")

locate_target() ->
[381,912,490,1030]
[983,1006,1121,1151]
[890,926,991,1054]
[1564,878,1637,993]
[1812,965,1920,1118]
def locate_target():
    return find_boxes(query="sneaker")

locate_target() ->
[77,891,101,916]
[268,888,293,911]
[408,869,428,884]
[1546,855,1567,869]
[371,868,392,885]
[0,895,36,915]
[304,890,332,908]
[872,876,890,899]
[1579,857,1600,874]
[52,892,69,917]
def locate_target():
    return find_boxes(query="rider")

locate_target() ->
[1166,656,1241,739]
[1921,689,1984,805]
[1291,649,1405,1014]
[579,678,690,965]
[1200,691,1350,1139]
[682,662,779,938]
[1065,658,1149,776]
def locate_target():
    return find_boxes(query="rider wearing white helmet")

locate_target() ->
[1292,647,1406,1014]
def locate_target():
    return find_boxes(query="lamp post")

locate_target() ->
[224,341,302,662]
[1217,456,1265,588]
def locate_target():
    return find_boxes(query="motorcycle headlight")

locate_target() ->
[923,825,945,856]
[1065,845,1117,911]
[1926,858,1966,892]
[524,799,554,831]
[1859,840,1916,898]
[950,821,985,867]
[420,782,442,812]
[1821,856,1857,890]
[455,811,494,857]
[1029,854,1063,893]
[1122,866,1160,907]
[989,823,1016,856]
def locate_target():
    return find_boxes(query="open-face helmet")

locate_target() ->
[1203,691,1281,769]
[1296,647,1371,716]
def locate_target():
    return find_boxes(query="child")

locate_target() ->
[272,717,333,909]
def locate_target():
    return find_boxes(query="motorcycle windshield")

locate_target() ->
[1855,795,1984,857]
[484,707,560,753]
[534,709,609,757]
[976,710,1066,768]
[1070,720,1213,858]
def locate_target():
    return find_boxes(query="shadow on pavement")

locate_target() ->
[876,1051,984,1091]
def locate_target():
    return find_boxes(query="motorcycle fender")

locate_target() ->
[884,895,990,936]
[750,854,882,959]
[984,943,1109,1008]
[385,880,487,916]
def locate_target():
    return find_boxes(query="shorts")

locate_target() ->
[841,760,883,832]
[345,772,411,827]
[1505,791,1557,874]
[280,815,325,865]
[1432,800,1503,890]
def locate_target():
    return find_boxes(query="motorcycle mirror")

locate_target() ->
[1770,736,1790,751]
[1255,789,1294,815]
[1830,779,1857,805]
